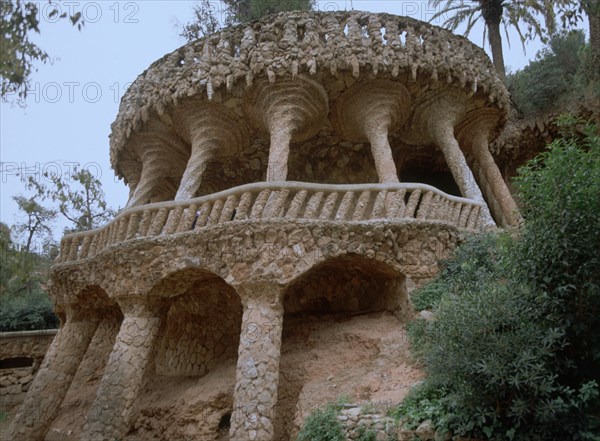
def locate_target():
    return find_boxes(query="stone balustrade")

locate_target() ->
[57,181,486,264]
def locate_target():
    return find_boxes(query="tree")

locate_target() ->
[1,0,82,104]
[26,167,115,233]
[180,0,314,41]
[507,30,590,116]
[11,195,56,254]
[555,0,600,79]
[221,0,314,25]
[428,0,556,79]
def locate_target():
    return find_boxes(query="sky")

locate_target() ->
[0,0,564,242]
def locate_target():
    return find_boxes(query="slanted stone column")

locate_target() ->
[457,108,522,227]
[173,101,249,200]
[124,130,189,208]
[404,88,495,227]
[79,298,164,441]
[230,283,285,441]
[244,75,329,181]
[9,308,99,441]
[118,152,142,204]
[331,80,412,183]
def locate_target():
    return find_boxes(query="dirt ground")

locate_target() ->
[38,310,421,441]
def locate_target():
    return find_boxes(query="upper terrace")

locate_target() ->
[98,11,519,235]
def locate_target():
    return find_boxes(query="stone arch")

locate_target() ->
[284,254,409,317]
[274,254,411,440]
[129,268,243,440]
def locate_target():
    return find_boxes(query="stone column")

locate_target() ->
[244,76,328,182]
[457,109,522,227]
[9,308,99,441]
[408,88,495,227]
[230,283,285,441]
[332,80,412,184]
[79,298,163,441]
[125,131,189,208]
[173,102,249,200]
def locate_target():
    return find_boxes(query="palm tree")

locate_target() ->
[428,1,556,79]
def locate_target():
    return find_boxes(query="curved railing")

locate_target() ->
[110,10,508,169]
[57,182,486,264]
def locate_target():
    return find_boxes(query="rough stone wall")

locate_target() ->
[155,279,242,376]
[338,405,399,439]
[1,367,37,411]
[0,330,57,411]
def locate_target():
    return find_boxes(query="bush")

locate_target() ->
[515,114,600,393]
[410,233,506,311]
[403,117,600,440]
[0,290,59,331]
[297,402,345,441]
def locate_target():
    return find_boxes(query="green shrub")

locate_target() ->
[0,290,59,331]
[356,425,377,441]
[389,383,452,432]
[405,318,429,360]
[403,117,600,440]
[410,233,506,311]
[297,403,345,441]
[515,114,600,395]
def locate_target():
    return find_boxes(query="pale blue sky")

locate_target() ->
[0,0,569,241]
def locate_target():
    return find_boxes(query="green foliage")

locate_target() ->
[26,167,114,233]
[507,30,597,116]
[357,425,377,441]
[0,289,59,332]
[222,0,314,25]
[411,233,506,311]
[389,383,453,434]
[403,117,600,440]
[181,0,314,41]
[515,115,600,390]
[0,227,58,331]
[296,402,345,441]
[12,195,56,254]
[428,0,557,76]
[1,0,82,104]
[405,318,429,360]
[428,0,554,43]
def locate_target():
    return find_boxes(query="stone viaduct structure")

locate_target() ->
[9,11,520,441]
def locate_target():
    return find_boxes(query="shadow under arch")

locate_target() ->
[133,267,243,440]
[274,254,412,440]
[284,253,410,318]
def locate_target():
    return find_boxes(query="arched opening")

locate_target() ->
[274,255,415,440]
[130,270,242,441]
